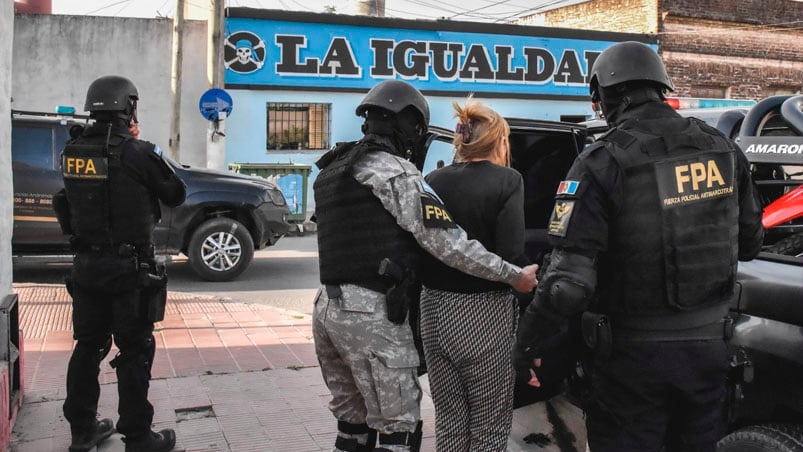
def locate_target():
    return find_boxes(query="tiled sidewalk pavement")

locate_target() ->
[9,284,443,452]
[9,284,578,452]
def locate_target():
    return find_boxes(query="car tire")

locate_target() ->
[766,232,803,258]
[187,217,254,282]
[718,424,803,452]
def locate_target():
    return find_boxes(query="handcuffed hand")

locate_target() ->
[513,345,543,387]
[512,264,539,293]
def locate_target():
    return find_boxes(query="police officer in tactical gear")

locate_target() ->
[53,75,186,452]
[313,79,538,452]
[514,41,764,452]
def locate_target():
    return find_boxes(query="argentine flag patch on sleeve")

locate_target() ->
[556,180,580,196]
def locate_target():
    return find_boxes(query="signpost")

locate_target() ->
[199,88,233,122]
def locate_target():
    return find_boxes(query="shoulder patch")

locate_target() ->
[547,200,575,237]
[420,195,456,229]
[153,144,163,157]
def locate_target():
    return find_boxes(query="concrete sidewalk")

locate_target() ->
[9,284,583,452]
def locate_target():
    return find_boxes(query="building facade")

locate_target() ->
[13,9,655,219]
[519,0,803,100]
[222,8,655,215]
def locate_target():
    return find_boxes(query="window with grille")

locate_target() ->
[267,103,331,151]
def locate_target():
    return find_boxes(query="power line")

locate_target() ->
[449,0,514,19]
[493,0,575,22]
[84,0,129,15]
[112,0,132,16]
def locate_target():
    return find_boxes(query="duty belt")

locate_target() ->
[323,278,390,298]
[73,240,154,259]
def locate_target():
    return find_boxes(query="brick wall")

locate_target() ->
[661,16,803,99]
[519,0,658,33]
[664,0,803,27]
[518,0,803,100]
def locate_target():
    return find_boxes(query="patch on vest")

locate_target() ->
[548,200,575,237]
[421,194,456,229]
[62,155,108,180]
[655,152,735,209]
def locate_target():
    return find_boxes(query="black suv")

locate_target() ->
[11,111,292,282]
[423,103,803,451]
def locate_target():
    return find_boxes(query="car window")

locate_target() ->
[421,138,455,176]
[11,124,66,170]
[510,130,580,230]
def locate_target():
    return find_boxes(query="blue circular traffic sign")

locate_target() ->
[199,88,233,121]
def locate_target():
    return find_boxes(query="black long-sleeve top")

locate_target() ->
[420,160,528,293]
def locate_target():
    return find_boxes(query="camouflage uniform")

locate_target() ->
[314,150,523,452]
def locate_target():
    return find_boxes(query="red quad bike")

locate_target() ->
[729,94,803,257]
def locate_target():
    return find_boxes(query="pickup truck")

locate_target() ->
[11,110,292,282]
[422,98,803,451]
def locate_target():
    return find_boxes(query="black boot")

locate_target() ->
[335,421,377,452]
[375,421,423,452]
[124,428,176,452]
[69,418,115,452]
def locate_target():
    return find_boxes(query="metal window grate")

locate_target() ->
[266,103,331,151]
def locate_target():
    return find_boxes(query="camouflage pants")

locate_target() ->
[313,285,422,435]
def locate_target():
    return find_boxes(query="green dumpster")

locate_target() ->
[229,163,312,223]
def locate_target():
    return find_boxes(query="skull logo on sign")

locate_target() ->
[236,42,253,65]
[224,31,266,74]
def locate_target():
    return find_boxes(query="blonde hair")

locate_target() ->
[452,96,511,166]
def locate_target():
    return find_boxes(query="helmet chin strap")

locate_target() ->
[116,99,137,123]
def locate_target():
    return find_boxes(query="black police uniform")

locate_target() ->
[520,101,764,452]
[53,119,186,441]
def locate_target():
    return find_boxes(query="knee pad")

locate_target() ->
[110,335,155,370]
[74,337,112,363]
[378,421,422,452]
[335,421,376,452]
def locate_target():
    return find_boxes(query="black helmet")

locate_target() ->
[589,41,674,99]
[84,75,139,113]
[356,80,430,128]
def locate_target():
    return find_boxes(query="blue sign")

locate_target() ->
[224,15,657,99]
[199,88,233,121]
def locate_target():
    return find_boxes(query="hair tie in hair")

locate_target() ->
[455,119,473,142]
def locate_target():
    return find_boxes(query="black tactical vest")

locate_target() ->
[62,132,156,249]
[314,141,418,287]
[596,117,739,323]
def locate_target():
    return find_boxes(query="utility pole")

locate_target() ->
[168,0,184,161]
[206,0,226,170]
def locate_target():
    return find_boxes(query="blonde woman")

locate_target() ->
[419,98,528,451]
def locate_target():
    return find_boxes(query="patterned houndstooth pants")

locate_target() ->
[420,287,518,452]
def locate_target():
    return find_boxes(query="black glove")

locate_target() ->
[514,300,543,371]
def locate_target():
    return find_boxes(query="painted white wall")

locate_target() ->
[1,0,14,295]
[11,14,211,167]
